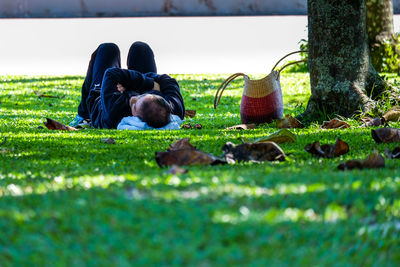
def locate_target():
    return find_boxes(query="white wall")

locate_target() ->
[0,16,309,75]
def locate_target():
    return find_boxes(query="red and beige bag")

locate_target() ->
[214,51,306,124]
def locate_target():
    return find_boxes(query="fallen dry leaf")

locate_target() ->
[34,91,61,98]
[363,151,386,168]
[182,123,203,130]
[360,117,373,123]
[168,138,196,151]
[247,129,296,144]
[156,138,225,167]
[361,117,384,127]
[321,119,350,129]
[44,118,77,131]
[166,165,188,174]
[371,128,400,143]
[304,138,349,158]
[362,106,400,128]
[338,151,385,170]
[156,149,225,167]
[226,124,256,130]
[276,114,304,129]
[184,110,197,118]
[384,147,400,159]
[182,124,192,129]
[383,106,400,122]
[337,160,364,170]
[101,138,116,144]
[222,141,286,163]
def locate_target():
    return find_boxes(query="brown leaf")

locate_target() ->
[338,151,385,170]
[331,138,350,157]
[276,114,304,129]
[305,138,349,158]
[363,151,385,168]
[101,138,116,144]
[361,117,384,127]
[195,124,203,129]
[168,138,196,151]
[222,141,285,163]
[371,128,400,143]
[382,106,400,122]
[226,124,256,130]
[34,91,60,98]
[360,116,373,123]
[166,165,188,174]
[156,149,225,167]
[304,141,326,157]
[246,129,296,144]
[384,147,400,159]
[184,110,196,118]
[321,119,350,129]
[44,118,77,131]
[338,160,364,171]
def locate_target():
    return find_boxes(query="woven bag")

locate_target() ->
[214,51,307,124]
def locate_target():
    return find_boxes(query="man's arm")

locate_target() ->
[100,68,153,128]
[156,74,185,119]
[116,68,155,93]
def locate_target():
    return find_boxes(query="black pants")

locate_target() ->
[77,42,157,119]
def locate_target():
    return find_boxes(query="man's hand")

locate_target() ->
[152,81,161,91]
[117,83,126,93]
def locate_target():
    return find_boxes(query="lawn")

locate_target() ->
[0,73,399,266]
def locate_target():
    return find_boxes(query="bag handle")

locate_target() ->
[271,50,308,74]
[214,50,308,109]
[214,72,246,109]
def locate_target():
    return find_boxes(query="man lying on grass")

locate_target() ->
[70,42,185,130]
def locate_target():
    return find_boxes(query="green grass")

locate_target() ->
[0,73,400,266]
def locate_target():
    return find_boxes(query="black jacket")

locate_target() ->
[92,67,185,129]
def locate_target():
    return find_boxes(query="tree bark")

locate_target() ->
[367,0,394,41]
[366,0,399,72]
[304,0,386,119]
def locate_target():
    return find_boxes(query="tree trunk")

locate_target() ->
[367,0,394,41]
[304,0,386,119]
[366,0,400,72]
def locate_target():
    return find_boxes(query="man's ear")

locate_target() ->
[130,96,137,107]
